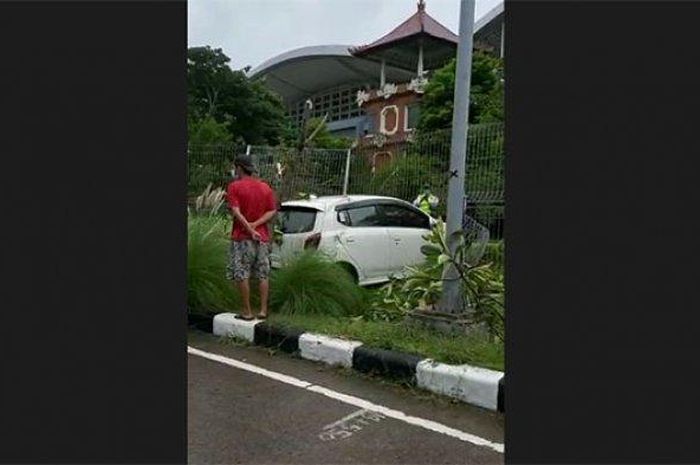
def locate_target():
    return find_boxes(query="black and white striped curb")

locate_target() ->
[193,312,505,413]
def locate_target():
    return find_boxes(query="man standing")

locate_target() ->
[226,155,277,321]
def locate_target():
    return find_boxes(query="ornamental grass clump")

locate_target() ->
[269,251,364,318]
[187,215,240,314]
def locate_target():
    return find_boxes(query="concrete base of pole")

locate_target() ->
[405,308,488,337]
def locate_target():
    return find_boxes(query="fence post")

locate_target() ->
[342,147,352,196]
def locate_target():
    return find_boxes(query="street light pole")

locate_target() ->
[437,0,476,315]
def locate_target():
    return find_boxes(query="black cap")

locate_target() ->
[234,154,257,174]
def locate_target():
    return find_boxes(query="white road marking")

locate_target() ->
[322,409,371,430]
[318,409,385,442]
[188,345,504,454]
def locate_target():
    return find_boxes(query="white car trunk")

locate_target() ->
[271,205,322,267]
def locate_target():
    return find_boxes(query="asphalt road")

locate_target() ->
[188,330,504,465]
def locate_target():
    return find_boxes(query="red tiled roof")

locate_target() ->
[351,3,458,56]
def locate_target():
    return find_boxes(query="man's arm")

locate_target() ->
[250,187,278,229]
[250,209,277,229]
[231,207,261,240]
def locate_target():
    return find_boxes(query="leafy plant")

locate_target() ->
[437,223,505,342]
[269,251,364,318]
[369,219,506,341]
[484,240,505,273]
[458,261,505,342]
[187,215,239,314]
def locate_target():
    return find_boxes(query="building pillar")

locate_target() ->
[418,41,424,77]
[380,59,386,88]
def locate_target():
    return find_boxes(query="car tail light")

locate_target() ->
[304,232,322,250]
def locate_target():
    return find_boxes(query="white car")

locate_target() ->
[271,195,436,286]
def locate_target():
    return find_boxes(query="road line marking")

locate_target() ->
[188,346,312,389]
[308,384,503,453]
[322,409,369,430]
[188,345,504,454]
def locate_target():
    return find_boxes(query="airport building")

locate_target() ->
[249,0,503,167]
[249,1,503,134]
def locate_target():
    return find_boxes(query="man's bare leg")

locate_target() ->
[258,279,269,318]
[236,279,254,318]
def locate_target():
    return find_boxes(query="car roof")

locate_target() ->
[281,195,405,211]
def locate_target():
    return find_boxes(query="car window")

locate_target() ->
[346,205,382,227]
[377,204,430,229]
[278,207,317,233]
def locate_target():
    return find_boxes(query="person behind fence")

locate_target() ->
[413,184,439,216]
[226,155,278,321]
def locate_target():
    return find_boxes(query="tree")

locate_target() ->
[188,116,234,145]
[187,46,288,145]
[418,51,504,131]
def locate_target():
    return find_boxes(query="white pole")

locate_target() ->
[245,145,251,155]
[342,147,352,196]
[500,21,504,59]
[437,0,476,315]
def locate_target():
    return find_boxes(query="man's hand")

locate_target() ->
[244,222,262,242]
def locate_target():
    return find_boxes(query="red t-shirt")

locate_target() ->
[226,177,277,242]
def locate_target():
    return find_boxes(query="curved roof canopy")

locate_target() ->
[248,45,415,105]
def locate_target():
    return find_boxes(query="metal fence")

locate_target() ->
[188,123,504,239]
[187,143,246,196]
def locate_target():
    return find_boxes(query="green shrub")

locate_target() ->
[269,251,364,318]
[187,215,239,314]
[368,219,505,341]
[484,240,505,273]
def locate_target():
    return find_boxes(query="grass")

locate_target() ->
[187,214,241,314]
[269,251,365,317]
[268,312,504,371]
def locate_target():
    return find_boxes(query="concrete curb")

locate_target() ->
[352,346,423,381]
[299,333,363,368]
[416,360,503,411]
[212,313,258,341]
[253,322,304,354]
[200,312,505,413]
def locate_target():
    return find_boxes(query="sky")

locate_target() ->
[188,0,502,71]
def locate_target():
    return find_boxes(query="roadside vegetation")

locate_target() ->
[187,187,505,371]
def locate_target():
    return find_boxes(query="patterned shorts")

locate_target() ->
[227,240,271,281]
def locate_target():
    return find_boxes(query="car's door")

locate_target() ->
[377,202,432,275]
[335,203,394,282]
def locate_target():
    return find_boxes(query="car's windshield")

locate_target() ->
[278,207,318,234]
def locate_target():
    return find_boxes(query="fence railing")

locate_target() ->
[188,124,504,238]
